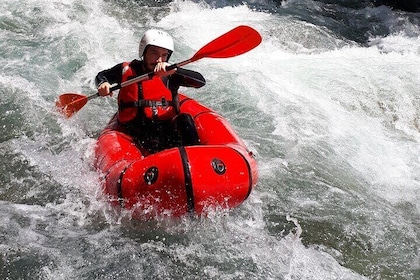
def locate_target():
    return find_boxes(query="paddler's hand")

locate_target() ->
[154,62,176,77]
[97,82,113,97]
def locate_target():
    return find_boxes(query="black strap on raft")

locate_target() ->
[179,146,194,212]
[117,164,132,208]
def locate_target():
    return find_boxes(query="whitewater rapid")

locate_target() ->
[0,0,419,279]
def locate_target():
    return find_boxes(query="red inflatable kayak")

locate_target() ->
[94,94,258,218]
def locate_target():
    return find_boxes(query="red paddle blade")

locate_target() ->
[192,25,262,61]
[55,93,88,118]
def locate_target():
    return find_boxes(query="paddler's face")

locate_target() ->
[143,45,170,71]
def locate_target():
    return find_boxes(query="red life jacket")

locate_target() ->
[117,62,177,123]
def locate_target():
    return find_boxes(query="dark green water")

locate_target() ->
[1,0,419,279]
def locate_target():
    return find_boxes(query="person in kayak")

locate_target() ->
[95,29,206,154]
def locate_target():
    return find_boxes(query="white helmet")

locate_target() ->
[138,29,174,60]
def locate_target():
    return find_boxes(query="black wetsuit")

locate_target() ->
[95,59,206,153]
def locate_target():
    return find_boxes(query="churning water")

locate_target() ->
[1,0,419,279]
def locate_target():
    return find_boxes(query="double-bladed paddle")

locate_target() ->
[56,25,262,118]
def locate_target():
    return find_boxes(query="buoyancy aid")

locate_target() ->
[117,62,177,123]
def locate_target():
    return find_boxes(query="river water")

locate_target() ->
[1,0,419,279]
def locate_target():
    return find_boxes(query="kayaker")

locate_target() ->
[95,29,206,153]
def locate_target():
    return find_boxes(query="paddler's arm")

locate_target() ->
[95,63,123,96]
[171,68,206,89]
